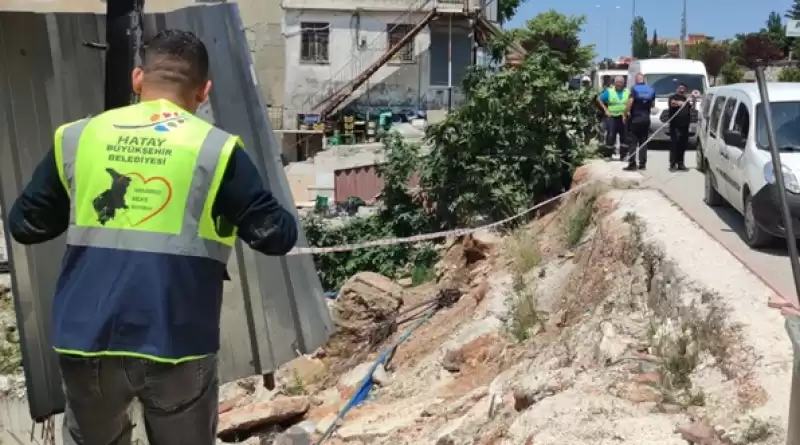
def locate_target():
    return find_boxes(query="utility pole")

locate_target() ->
[631,0,635,57]
[447,13,453,111]
[104,0,145,110]
[679,0,687,58]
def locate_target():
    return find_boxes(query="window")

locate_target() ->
[709,96,727,137]
[300,22,329,63]
[720,98,738,133]
[756,101,800,150]
[732,103,750,143]
[701,93,714,118]
[644,73,706,98]
[387,24,414,62]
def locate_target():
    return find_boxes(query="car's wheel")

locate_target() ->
[704,170,723,207]
[744,193,774,248]
[695,141,706,172]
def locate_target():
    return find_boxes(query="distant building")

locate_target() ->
[657,33,716,57]
[281,0,498,128]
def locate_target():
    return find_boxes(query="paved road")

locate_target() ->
[636,146,799,303]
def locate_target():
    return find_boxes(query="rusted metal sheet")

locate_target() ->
[0,3,332,422]
[334,163,420,202]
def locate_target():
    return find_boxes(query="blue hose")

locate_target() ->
[313,306,438,445]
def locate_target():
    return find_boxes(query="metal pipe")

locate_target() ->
[447,13,453,111]
[754,66,800,443]
[679,0,686,58]
[787,317,800,445]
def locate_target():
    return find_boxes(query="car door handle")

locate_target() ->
[719,150,729,159]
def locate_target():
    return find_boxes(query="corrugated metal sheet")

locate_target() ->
[334,163,420,202]
[0,3,332,421]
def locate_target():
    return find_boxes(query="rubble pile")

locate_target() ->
[213,168,786,445]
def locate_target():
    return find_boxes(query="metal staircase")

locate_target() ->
[298,0,438,117]
[296,0,507,119]
[316,9,439,118]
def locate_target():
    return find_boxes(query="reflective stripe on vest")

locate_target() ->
[606,88,630,116]
[56,108,237,264]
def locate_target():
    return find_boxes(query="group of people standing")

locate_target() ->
[595,74,694,172]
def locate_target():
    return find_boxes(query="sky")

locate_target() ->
[505,0,795,61]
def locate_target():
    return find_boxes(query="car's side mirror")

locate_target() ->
[722,129,746,148]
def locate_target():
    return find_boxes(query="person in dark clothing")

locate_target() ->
[623,73,655,171]
[8,29,298,445]
[668,83,693,171]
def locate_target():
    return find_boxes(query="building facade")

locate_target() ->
[659,33,715,57]
[281,0,497,127]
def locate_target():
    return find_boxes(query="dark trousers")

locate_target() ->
[627,120,650,167]
[669,124,690,167]
[60,354,219,445]
[604,116,627,157]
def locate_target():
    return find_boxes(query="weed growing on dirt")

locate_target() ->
[508,271,541,342]
[507,228,542,275]
[286,370,307,396]
[411,263,436,285]
[564,190,599,248]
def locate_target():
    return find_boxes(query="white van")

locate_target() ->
[627,58,709,145]
[593,69,627,91]
[700,82,800,247]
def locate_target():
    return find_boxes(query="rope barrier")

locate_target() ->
[287,99,692,257]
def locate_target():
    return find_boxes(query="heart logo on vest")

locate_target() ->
[123,172,173,226]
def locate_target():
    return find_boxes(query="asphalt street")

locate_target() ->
[634,146,799,303]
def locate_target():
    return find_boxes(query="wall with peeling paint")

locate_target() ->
[283,8,472,123]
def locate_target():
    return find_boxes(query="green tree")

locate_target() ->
[498,0,529,24]
[687,40,711,61]
[425,10,595,228]
[734,32,784,67]
[779,66,800,81]
[631,16,649,59]
[762,11,788,56]
[786,0,800,19]
[649,29,668,58]
[720,60,744,84]
[702,46,728,85]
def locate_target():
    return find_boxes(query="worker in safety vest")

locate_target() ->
[596,75,630,161]
[7,29,298,445]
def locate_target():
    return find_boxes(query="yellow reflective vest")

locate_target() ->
[55,99,239,263]
[605,87,630,117]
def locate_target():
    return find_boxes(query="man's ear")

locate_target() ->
[197,80,212,104]
[131,67,145,94]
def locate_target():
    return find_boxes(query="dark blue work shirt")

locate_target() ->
[630,83,656,124]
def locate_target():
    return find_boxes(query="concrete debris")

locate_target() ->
[675,420,719,444]
[331,272,404,332]
[217,396,310,436]
[272,425,313,445]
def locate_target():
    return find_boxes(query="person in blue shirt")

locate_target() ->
[596,76,630,160]
[624,73,656,170]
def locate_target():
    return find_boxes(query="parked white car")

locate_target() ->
[699,82,800,247]
[627,58,708,146]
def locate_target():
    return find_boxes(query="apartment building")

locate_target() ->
[282,0,497,127]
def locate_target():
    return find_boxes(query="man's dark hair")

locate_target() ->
[143,29,209,90]
[678,83,688,88]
